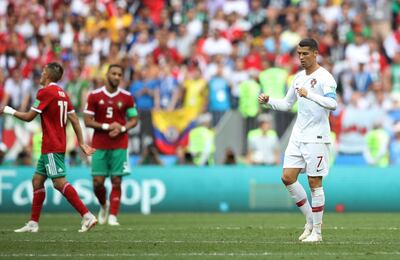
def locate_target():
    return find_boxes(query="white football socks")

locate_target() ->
[311,187,325,234]
[286,181,313,226]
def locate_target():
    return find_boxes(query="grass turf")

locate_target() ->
[0,213,399,259]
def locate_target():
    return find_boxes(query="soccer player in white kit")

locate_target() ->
[258,38,337,242]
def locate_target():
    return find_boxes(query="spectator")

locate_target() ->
[138,144,163,165]
[176,146,194,165]
[129,66,158,111]
[1,68,33,160]
[175,24,196,61]
[223,147,237,165]
[154,66,180,111]
[246,114,280,165]
[181,66,208,114]
[208,64,231,126]
[229,58,249,109]
[15,148,31,166]
[188,113,215,166]
[64,67,90,114]
[153,29,182,65]
[390,123,400,165]
[203,29,232,57]
[353,59,373,94]
[128,30,157,65]
[363,121,390,167]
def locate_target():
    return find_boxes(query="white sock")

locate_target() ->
[286,181,313,226]
[83,212,92,219]
[311,187,325,234]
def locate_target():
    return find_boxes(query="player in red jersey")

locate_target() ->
[84,64,138,225]
[0,62,97,233]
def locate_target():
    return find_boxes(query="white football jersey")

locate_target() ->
[269,67,337,143]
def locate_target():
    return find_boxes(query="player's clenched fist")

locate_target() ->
[296,87,308,97]
[258,93,270,104]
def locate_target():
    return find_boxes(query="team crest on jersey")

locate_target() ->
[310,78,317,88]
[117,101,123,108]
[99,99,105,105]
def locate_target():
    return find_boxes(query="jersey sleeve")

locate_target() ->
[268,83,297,111]
[322,75,337,100]
[31,88,51,113]
[84,93,95,115]
[126,96,138,118]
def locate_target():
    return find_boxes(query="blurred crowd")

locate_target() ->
[1,0,400,167]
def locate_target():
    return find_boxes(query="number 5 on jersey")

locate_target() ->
[106,107,113,118]
[58,101,68,127]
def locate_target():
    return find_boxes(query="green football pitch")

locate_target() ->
[0,213,399,259]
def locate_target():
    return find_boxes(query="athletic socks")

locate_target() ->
[109,184,121,216]
[311,187,325,234]
[31,188,45,222]
[286,181,313,225]
[59,183,89,216]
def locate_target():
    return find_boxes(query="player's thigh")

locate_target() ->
[36,153,67,179]
[35,155,47,177]
[91,149,110,176]
[109,149,130,176]
[283,140,306,169]
[301,143,330,177]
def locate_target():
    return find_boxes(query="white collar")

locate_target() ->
[102,86,120,98]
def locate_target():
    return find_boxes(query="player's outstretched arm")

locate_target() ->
[68,112,95,156]
[0,106,37,122]
[259,86,297,111]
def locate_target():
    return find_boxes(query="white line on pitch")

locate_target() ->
[3,226,399,232]
[3,239,400,245]
[1,252,400,257]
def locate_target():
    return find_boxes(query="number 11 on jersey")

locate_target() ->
[58,100,68,127]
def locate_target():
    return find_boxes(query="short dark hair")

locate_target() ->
[298,38,319,51]
[108,64,124,72]
[46,62,64,82]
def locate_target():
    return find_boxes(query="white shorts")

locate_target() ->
[283,140,331,177]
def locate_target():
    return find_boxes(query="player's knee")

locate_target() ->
[281,176,295,186]
[308,176,322,189]
[93,180,104,190]
[31,178,44,190]
[52,181,65,192]
[111,177,121,188]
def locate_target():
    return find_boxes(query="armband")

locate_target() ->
[4,106,16,116]
[121,126,127,133]
[101,123,110,130]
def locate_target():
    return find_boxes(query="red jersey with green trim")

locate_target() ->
[31,83,75,154]
[85,86,135,149]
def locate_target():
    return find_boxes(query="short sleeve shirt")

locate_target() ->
[84,87,136,149]
[31,83,74,154]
